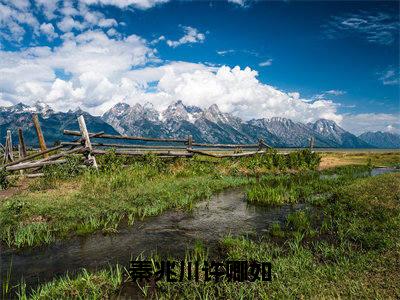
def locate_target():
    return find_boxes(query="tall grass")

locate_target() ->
[246,165,373,206]
[11,173,400,299]
[0,150,320,248]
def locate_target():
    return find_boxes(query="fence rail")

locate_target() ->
[1,114,314,177]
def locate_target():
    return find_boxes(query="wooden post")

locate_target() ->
[18,144,24,174]
[32,114,48,157]
[309,137,315,150]
[187,135,193,149]
[6,130,13,162]
[258,138,265,151]
[78,115,98,169]
[18,128,27,158]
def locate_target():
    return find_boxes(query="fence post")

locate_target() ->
[3,130,13,163]
[258,138,265,151]
[187,135,193,149]
[18,128,27,158]
[32,114,49,157]
[78,115,98,169]
[309,137,315,151]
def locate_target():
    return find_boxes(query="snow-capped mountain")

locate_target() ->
[309,119,371,148]
[0,102,118,147]
[101,101,374,148]
[0,101,380,148]
[359,131,400,149]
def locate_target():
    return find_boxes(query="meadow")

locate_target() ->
[1,150,399,299]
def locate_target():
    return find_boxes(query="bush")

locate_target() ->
[42,156,83,180]
[0,168,9,190]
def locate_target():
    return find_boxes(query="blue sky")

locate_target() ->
[0,0,399,134]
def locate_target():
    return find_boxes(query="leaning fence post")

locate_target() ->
[309,136,315,151]
[78,115,98,169]
[18,128,27,158]
[32,114,49,157]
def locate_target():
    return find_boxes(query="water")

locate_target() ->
[0,189,305,290]
[320,167,399,180]
[1,167,397,292]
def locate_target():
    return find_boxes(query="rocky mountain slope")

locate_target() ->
[359,131,400,149]
[0,102,118,147]
[102,101,373,148]
[0,101,379,148]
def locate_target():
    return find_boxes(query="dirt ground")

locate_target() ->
[0,177,29,200]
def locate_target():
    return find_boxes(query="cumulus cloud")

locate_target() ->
[259,59,273,67]
[0,1,40,42]
[0,26,343,124]
[166,26,205,48]
[341,113,400,135]
[153,65,342,123]
[0,0,121,44]
[40,23,58,40]
[0,30,158,113]
[34,0,60,19]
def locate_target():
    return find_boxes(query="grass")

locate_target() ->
[12,171,400,299]
[17,265,123,300]
[246,164,373,206]
[0,150,319,248]
[319,151,400,169]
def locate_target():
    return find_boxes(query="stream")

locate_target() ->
[0,189,305,291]
[0,167,398,292]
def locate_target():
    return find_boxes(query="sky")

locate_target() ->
[0,0,399,135]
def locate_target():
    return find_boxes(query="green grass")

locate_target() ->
[13,172,400,299]
[17,265,123,300]
[0,151,319,248]
[246,165,372,206]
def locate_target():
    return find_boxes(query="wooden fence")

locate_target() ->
[1,114,314,177]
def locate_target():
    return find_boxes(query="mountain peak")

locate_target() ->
[359,131,400,148]
[208,103,220,113]
[114,102,131,110]
[33,101,54,116]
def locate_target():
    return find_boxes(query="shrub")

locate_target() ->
[0,168,9,190]
[42,155,83,180]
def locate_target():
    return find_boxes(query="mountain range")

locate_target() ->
[0,101,399,149]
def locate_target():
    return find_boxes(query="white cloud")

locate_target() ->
[341,113,400,135]
[40,23,58,40]
[314,89,346,100]
[0,2,40,42]
[216,49,235,56]
[324,11,399,45]
[166,26,205,48]
[259,59,273,67]
[0,28,344,124]
[80,0,169,9]
[150,35,165,45]
[325,89,346,96]
[34,0,60,19]
[0,30,158,113]
[227,0,248,7]
[153,65,342,123]
[378,68,399,85]
[0,0,120,43]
